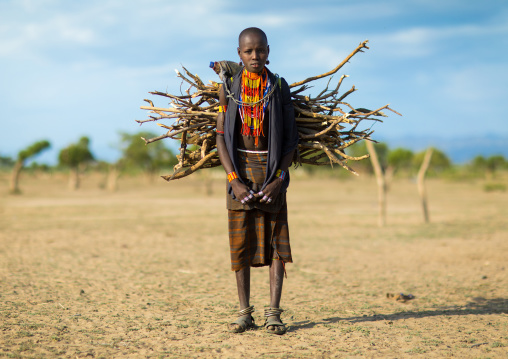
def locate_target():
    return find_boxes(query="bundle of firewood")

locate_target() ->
[138,40,400,181]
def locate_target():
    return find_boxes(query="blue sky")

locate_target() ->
[1,0,507,164]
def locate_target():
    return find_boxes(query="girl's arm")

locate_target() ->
[216,85,256,203]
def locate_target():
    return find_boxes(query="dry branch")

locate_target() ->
[138,40,400,181]
[289,40,369,88]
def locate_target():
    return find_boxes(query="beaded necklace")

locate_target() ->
[239,68,271,146]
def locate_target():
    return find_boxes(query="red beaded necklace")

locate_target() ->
[239,68,269,146]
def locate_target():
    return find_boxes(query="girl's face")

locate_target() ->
[238,33,269,73]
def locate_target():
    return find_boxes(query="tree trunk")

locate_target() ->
[205,177,213,196]
[384,165,394,192]
[417,148,433,223]
[106,165,120,192]
[200,170,213,196]
[9,160,23,194]
[68,167,80,190]
[366,141,386,227]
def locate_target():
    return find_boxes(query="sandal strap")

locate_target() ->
[230,309,255,333]
[264,307,284,317]
[238,305,255,317]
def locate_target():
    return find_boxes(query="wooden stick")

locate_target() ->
[294,106,355,123]
[366,140,386,227]
[137,40,399,180]
[140,106,218,119]
[299,120,340,139]
[289,40,369,88]
[417,148,433,224]
[162,152,219,181]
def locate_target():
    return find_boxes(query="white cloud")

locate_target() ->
[2,0,508,162]
[438,64,508,103]
[373,21,508,58]
[0,0,284,61]
[0,6,100,59]
[269,17,508,76]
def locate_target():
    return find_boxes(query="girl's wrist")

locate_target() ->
[275,169,286,180]
[227,171,238,183]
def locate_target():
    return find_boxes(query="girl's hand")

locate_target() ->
[231,180,256,204]
[256,178,283,203]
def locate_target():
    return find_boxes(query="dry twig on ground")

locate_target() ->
[138,40,401,181]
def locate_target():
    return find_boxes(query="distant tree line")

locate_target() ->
[1,132,507,194]
[345,141,508,180]
[2,132,177,194]
[346,142,508,226]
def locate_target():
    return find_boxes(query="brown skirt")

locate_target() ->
[227,151,292,271]
[228,204,292,271]
[227,151,285,213]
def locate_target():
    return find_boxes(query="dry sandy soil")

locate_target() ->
[0,171,507,358]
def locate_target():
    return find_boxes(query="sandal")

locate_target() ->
[264,307,287,335]
[229,305,255,333]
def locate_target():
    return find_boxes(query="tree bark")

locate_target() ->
[365,141,386,227]
[68,168,80,190]
[106,165,119,192]
[201,170,213,196]
[417,148,433,223]
[9,160,23,194]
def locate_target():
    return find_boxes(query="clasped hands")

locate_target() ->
[231,178,283,205]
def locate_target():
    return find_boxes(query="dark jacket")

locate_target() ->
[224,68,299,200]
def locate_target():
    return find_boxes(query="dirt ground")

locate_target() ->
[0,171,507,358]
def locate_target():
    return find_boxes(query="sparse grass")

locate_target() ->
[483,182,506,192]
[406,347,427,354]
[0,175,507,358]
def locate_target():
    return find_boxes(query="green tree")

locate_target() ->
[346,141,389,174]
[1,155,15,170]
[412,147,451,175]
[387,147,414,176]
[486,155,507,173]
[58,136,94,190]
[471,155,487,171]
[9,140,51,194]
[470,154,507,179]
[118,131,177,179]
[387,147,414,169]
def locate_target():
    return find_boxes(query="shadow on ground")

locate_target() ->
[290,297,508,332]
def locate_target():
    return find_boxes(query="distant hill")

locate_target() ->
[377,134,508,164]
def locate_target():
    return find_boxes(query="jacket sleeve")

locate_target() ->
[280,78,299,156]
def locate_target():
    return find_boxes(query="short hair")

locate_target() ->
[238,27,268,46]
